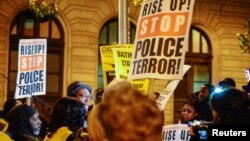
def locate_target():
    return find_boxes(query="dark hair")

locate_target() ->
[218,78,236,88]
[154,92,160,99]
[203,84,215,94]
[185,95,200,114]
[180,95,200,123]
[48,97,86,133]
[210,89,250,125]
[94,88,104,98]
[4,104,37,138]
[3,98,18,114]
[94,88,104,105]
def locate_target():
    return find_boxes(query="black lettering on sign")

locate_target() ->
[141,0,163,16]
[19,70,44,84]
[134,37,184,59]
[117,51,132,58]
[132,58,181,75]
[20,44,44,55]
[18,82,44,95]
[170,0,190,11]
[180,130,191,140]
[122,60,131,66]
[133,83,143,89]
[119,75,128,79]
[163,130,176,140]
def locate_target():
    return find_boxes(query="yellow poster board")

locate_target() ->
[100,44,133,88]
[112,48,149,94]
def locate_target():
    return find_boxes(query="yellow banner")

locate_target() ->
[100,44,133,88]
[112,48,149,94]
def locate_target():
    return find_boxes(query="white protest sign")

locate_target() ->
[15,39,47,99]
[162,124,191,141]
[128,0,195,80]
[156,65,191,111]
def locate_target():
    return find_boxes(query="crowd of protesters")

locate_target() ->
[0,77,250,141]
[179,77,250,140]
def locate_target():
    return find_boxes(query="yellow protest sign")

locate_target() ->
[112,48,149,94]
[100,44,133,88]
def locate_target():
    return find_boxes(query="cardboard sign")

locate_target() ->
[128,0,195,80]
[162,124,191,141]
[15,39,47,99]
[156,65,191,111]
[100,44,133,88]
[112,48,149,94]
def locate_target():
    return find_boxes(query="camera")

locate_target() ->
[188,120,211,141]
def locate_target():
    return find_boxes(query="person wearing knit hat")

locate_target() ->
[67,81,92,96]
[67,81,92,108]
[67,81,93,129]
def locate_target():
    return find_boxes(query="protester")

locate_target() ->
[88,88,104,111]
[0,132,13,141]
[67,80,92,129]
[179,95,202,141]
[0,98,22,118]
[0,118,12,141]
[86,88,104,123]
[4,104,42,141]
[87,105,106,141]
[27,96,48,140]
[88,80,163,141]
[67,81,92,107]
[93,88,104,105]
[153,91,160,101]
[44,97,88,141]
[242,81,250,93]
[210,88,250,125]
[218,77,236,90]
[196,84,215,122]
[179,95,200,124]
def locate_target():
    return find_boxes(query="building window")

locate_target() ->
[186,26,212,92]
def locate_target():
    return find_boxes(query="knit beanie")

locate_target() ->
[67,81,92,96]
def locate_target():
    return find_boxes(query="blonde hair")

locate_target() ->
[87,105,107,141]
[97,80,163,141]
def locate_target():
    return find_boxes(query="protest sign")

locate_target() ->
[162,124,191,141]
[15,39,47,99]
[112,48,149,94]
[100,44,133,88]
[156,65,191,111]
[128,0,195,80]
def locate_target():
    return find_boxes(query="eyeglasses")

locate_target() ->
[79,93,92,99]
